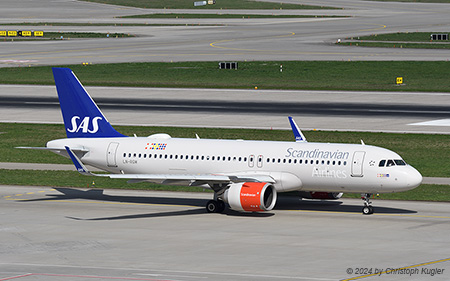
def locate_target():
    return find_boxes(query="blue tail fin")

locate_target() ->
[52,68,126,138]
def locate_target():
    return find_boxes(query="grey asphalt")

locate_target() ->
[1,85,450,134]
[1,1,450,280]
[1,185,450,281]
[0,0,450,67]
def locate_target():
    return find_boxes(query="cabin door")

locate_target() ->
[107,142,119,167]
[351,151,365,177]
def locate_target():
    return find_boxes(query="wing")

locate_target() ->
[64,146,275,186]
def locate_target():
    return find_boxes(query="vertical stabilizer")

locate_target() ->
[288,116,307,142]
[52,68,126,138]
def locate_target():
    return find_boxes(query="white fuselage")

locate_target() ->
[48,135,423,194]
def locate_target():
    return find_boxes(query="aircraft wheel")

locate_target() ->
[362,206,374,215]
[206,200,219,213]
[217,200,226,213]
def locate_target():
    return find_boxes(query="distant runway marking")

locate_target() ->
[0,60,37,63]
[0,273,172,281]
[136,269,335,280]
[209,32,296,51]
[358,23,386,32]
[341,257,450,281]
[2,189,54,200]
[410,119,450,127]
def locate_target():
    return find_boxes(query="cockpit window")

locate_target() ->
[379,159,407,167]
[386,160,395,167]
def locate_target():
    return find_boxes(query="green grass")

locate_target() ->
[121,13,339,19]
[79,0,332,10]
[0,61,449,92]
[1,123,449,178]
[42,32,134,39]
[0,169,209,192]
[0,32,134,41]
[0,22,219,27]
[339,32,449,49]
[357,32,448,42]
[365,0,450,2]
[339,42,450,49]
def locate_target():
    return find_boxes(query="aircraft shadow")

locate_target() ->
[19,188,416,219]
[275,194,417,214]
[20,188,274,219]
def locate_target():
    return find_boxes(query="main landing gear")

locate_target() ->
[206,200,225,213]
[361,193,374,215]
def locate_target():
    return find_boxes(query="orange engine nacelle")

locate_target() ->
[298,191,343,200]
[224,182,277,212]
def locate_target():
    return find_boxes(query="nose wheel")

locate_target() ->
[361,193,374,215]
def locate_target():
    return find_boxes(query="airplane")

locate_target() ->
[19,67,423,215]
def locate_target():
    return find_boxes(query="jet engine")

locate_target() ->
[298,191,343,200]
[224,182,277,212]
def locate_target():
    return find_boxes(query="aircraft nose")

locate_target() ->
[407,166,422,189]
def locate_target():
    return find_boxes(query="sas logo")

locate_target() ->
[145,143,167,150]
[67,116,103,134]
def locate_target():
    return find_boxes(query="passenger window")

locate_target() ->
[387,160,395,167]
[379,160,386,167]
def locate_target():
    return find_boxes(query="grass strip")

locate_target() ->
[364,0,450,3]
[0,169,447,201]
[0,61,449,92]
[0,169,209,192]
[79,0,333,10]
[0,32,133,41]
[121,13,339,19]
[0,22,221,27]
[338,42,450,49]
[356,32,449,42]
[338,32,449,49]
[1,123,449,178]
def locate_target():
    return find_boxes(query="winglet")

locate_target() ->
[65,146,93,176]
[288,117,307,142]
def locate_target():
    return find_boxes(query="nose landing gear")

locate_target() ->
[361,193,374,215]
